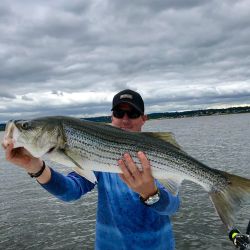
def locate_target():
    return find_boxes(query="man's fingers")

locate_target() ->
[118,152,157,196]
[118,159,134,183]
[2,136,14,147]
[138,151,152,176]
[5,142,14,153]
[5,143,15,160]
[123,153,141,179]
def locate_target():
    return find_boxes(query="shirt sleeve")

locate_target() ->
[40,168,96,202]
[148,180,180,216]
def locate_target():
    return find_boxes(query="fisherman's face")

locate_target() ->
[111,103,147,132]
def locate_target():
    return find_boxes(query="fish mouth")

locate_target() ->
[4,121,15,138]
[3,121,17,147]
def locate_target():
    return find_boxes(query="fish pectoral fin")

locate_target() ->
[158,176,183,196]
[72,167,97,184]
[142,132,181,149]
[62,150,97,184]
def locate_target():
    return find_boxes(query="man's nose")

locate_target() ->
[122,113,130,121]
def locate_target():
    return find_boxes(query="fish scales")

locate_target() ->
[62,119,227,190]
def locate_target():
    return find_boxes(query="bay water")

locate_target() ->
[0,113,249,249]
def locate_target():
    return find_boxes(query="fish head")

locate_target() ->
[4,117,66,158]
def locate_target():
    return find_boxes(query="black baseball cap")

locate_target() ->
[111,89,144,114]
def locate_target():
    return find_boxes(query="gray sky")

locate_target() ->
[1,0,250,122]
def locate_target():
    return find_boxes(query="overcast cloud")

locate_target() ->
[0,0,250,122]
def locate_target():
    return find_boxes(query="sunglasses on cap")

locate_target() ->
[113,108,142,119]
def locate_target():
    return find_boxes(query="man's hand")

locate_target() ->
[2,142,43,173]
[118,151,157,199]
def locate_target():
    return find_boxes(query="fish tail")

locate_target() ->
[209,171,250,229]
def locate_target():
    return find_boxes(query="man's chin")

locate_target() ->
[121,127,133,132]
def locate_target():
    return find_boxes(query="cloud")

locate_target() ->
[0,0,250,122]
[21,95,34,101]
[0,91,16,99]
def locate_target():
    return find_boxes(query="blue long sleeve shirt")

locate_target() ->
[41,168,180,250]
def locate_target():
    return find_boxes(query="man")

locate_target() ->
[3,89,180,250]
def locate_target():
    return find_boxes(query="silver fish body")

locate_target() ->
[62,117,228,191]
[4,116,250,229]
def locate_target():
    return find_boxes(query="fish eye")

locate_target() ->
[21,122,30,130]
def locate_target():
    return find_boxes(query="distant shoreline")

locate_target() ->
[0,106,250,131]
[147,106,250,120]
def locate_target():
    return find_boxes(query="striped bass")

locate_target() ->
[3,116,250,230]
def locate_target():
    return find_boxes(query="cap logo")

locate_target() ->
[120,94,133,100]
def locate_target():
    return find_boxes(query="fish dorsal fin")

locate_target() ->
[143,132,181,149]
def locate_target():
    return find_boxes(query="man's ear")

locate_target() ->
[142,115,148,122]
